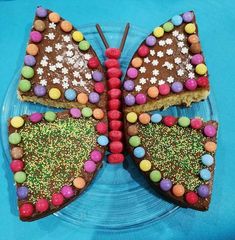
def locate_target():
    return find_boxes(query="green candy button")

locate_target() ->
[178,117,190,127]
[14,171,26,183]
[18,79,31,92]
[21,66,34,79]
[78,40,90,51]
[163,22,174,32]
[9,132,21,145]
[44,111,57,122]
[82,107,92,117]
[129,136,141,147]
[150,170,161,182]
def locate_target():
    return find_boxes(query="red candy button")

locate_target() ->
[107,68,122,78]
[197,76,209,88]
[185,192,199,205]
[163,116,177,127]
[107,78,121,89]
[10,160,24,172]
[109,141,124,153]
[52,193,64,206]
[105,48,121,59]
[108,110,122,120]
[105,59,120,69]
[88,57,99,69]
[20,203,34,218]
[109,130,123,141]
[108,99,121,110]
[108,88,122,99]
[109,120,123,130]
[108,153,125,164]
[36,199,49,213]
[94,82,105,93]
[138,45,150,57]
[96,122,108,134]
[159,84,170,95]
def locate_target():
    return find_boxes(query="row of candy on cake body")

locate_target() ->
[8,107,109,218]
[19,6,105,105]
[126,112,217,205]
[124,11,209,106]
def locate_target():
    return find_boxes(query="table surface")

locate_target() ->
[0,0,235,239]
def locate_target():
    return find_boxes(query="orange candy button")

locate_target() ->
[93,108,104,120]
[147,86,159,98]
[49,12,60,23]
[26,44,39,56]
[172,184,185,197]
[205,141,217,152]
[139,113,150,125]
[188,34,199,44]
[77,93,88,104]
[73,177,86,189]
[131,57,143,68]
[60,20,73,32]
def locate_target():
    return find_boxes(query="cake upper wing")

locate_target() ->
[18,6,106,109]
[123,11,209,113]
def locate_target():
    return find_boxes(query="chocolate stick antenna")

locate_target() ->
[96,24,109,49]
[119,23,130,52]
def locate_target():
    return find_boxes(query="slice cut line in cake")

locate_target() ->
[8,107,109,221]
[18,6,106,109]
[123,11,210,113]
[124,111,218,210]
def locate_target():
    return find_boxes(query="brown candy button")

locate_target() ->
[190,42,201,54]
[127,125,138,136]
[34,20,46,32]
[11,147,24,159]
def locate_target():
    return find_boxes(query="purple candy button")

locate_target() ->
[17,186,28,200]
[34,84,46,97]
[124,94,135,106]
[84,160,96,173]
[89,92,100,103]
[24,55,36,66]
[70,108,81,118]
[36,7,48,18]
[29,113,43,123]
[123,80,134,91]
[183,11,194,22]
[92,71,103,82]
[160,179,172,191]
[171,81,183,93]
[198,184,210,198]
[127,68,138,79]
[145,36,157,46]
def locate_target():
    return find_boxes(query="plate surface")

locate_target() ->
[0,24,218,230]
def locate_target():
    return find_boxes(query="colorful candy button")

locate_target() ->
[36,199,49,212]
[139,159,151,172]
[17,186,28,200]
[72,31,84,42]
[126,112,137,123]
[21,66,34,79]
[197,76,209,88]
[135,93,147,105]
[203,125,217,137]
[159,84,170,95]
[73,177,86,189]
[94,82,105,94]
[36,6,48,18]
[96,122,107,134]
[89,57,100,69]
[147,86,159,98]
[201,154,214,167]
[163,22,174,32]
[124,80,135,91]
[178,117,190,127]
[19,203,34,218]
[81,107,92,117]
[171,15,183,26]
[14,171,26,183]
[10,160,24,172]
[65,89,77,101]
[163,116,177,127]
[34,20,46,32]
[145,35,157,46]
[44,111,56,122]
[11,147,23,159]
[84,160,96,173]
[171,81,183,93]
[129,136,141,147]
[24,55,36,66]
[78,40,90,51]
[9,133,21,145]
[133,147,145,158]
[19,80,31,92]
[30,31,42,43]
[183,11,194,22]
[137,45,150,57]
[172,184,185,197]
[93,108,104,120]
[97,135,109,146]
[197,184,210,198]
[26,44,39,56]
[191,54,204,65]
[139,113,150,125]
[34,84,46,97]
[124,94,135,106]
[185,78,197,90]
[70,108,81,118]
[60,20,73,32]
[127,125,138,136]
[89,92,100,103]
[151,113,162,123]
[153,27,164,38]
[127,68,138,79]
[188,34,199,44]
[185,192,198,204]
[204,141,217,152]
[131,57,143,68]
[160,179,172,191]
[49,88,61,99]
[190,43,201,54]
[199,169,211,181]
[90,150,102,162]
[77,92,88,104]
[195,63,207,75]
[10,116,24,128]
[52,193,64,206]
[60,185,74,198]
[49,12,60,23]
[185,23,196,34]
[29,113,43,123]
[149,170,161,182]
[190,118,203,129]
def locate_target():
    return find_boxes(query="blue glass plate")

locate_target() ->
[0,24,218,231]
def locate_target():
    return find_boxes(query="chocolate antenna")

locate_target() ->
[96,24,109,49]
[119,23,130,52]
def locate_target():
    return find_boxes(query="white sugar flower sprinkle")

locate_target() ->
[186,63,193,71]
[84,54,91,60]
[177,34,185,41]
[167,76,174,83]
[144,57,150,63]
[42,56,48,60]
[68,58,75,64]
[150,77,157,84]
[66,51,73,57]
[166,63,174,70]
[152,69,159,76]
[159,40,165,46]
[73,71,80,78]
[67,44,74,50]
[177,42,184,48]
[47,33,55,40]
[37,68,43,75]
[78,79,86,87]
[49,65,56,71]
[62,82,69,89]
[166,49,173,55]
[188,72,195,78]
[52,78,60,84]
[174,57,182,64]
[157,51,164,58]
[49,23,56,29]
[152,59,159,66]
[139,78,147,85]
[56,55,63,62]
[55,62,63,69]
[177,69,184,76]
[85,73,92,80]
[40,79,47,86]
[181,47,189,54]
[158,80,165,85]
[62,67,68,74]
[55,43,62,50]
[139,67,146,73]
[45,46,53,53]
[72,80,78,86]
[165,38,173,45]
[63,35,70,42]
[172,30,179,37]
[150,50,155,56]
[135,85,142,92]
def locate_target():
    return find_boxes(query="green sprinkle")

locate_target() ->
[9,132,21,144]
[44,111,57,122]
[19,79,31,92]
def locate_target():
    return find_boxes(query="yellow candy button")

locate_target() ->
[72,31,84,42]
[126,112,138,123]
[185,23,196,34]
[49,88,61,100]
[139,159,152,172]
[10,116,24,128]
[153,27,164,38]
[195,63,207,75]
